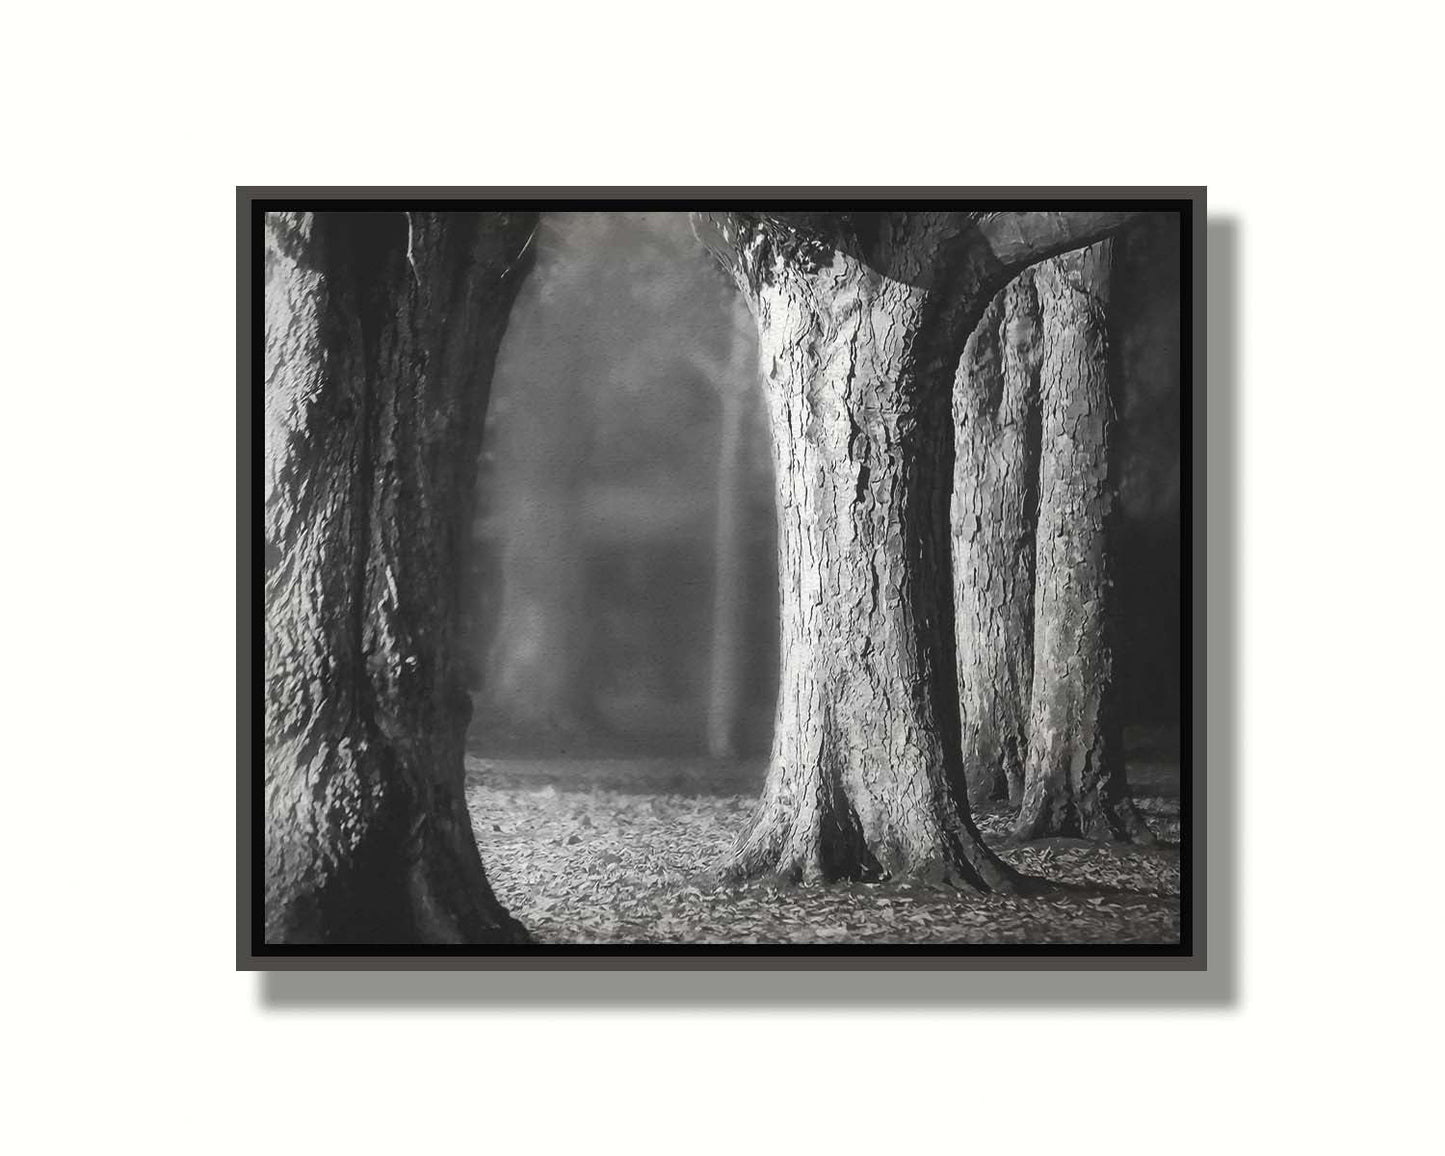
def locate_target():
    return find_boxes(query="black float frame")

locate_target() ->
[238,187,1207,972]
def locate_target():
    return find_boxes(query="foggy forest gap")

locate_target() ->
[465,212,777,773]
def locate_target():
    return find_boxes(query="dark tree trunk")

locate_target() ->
[263,209,537,943]
[952,271,1043,806]
[692,211,1136,888]
[1014,241,1149,842]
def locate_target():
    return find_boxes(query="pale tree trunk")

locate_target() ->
[952,271,1043,806]
[263,209,537,944]
[692,211,1136,888]
[1015,241,1150,842]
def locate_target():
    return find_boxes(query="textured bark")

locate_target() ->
[1015,241,1149,842]
[692,211,1135,888]
[263,209,537,943]
[952,272,1043,806]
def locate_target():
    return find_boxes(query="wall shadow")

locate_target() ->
[256,217,1239,1011]
[1199,215,1239,1006]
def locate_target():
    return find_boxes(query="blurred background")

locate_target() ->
[462,211,1182,768]
[463,212,777,761]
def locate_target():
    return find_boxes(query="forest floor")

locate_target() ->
[464,728,1183,945]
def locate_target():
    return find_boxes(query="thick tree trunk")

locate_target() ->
[1014,241,1149,842]
[263,209,537,943]
[736,259,1008,887]
[694,216,980,887]
[952,271,1043,806]
[692,212,1137,887]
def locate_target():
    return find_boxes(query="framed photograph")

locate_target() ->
[240,188,1204,969]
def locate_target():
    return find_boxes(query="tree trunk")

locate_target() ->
[690,218,962,887]
[263,209,537,944]
[952,271,1043,806]
[690,212,1137,887]
[1014,241,1149,842]
[736,263,1005,885]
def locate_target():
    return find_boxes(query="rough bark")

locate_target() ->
[952,272,1043,806]
[1015,241,1149,842]
[263,209,537,943]
[691,211,1135,888]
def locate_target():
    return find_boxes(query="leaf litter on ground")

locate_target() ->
[466,759,1181,946]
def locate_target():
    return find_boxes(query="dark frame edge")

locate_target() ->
[237,187,1208,973]
[1190,190,1208,970]
[238,189,254,971]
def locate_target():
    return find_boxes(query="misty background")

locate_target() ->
[461,211,1181,762]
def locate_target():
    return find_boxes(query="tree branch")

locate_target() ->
[691,207,1143,323]
[959,211,1139,298]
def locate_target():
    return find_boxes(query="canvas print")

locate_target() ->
[245,193,1199,963]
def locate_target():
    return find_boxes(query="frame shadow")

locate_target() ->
[256,215,1239,1009]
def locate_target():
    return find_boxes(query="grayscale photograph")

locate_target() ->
[248,196,1199,958]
